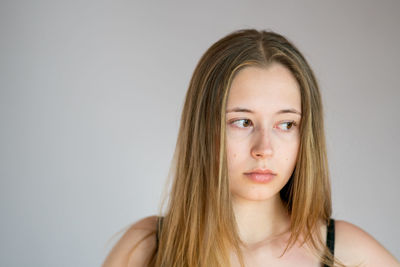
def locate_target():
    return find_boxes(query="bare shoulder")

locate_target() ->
[334,220,400,266]
[102,215,159,267]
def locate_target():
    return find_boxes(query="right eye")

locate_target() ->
[230,119,253,128]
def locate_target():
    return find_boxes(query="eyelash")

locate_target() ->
[229,118,298,131]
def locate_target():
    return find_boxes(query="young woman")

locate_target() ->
[103,29,399,267]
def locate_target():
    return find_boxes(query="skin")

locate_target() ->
[226,64,318,265]
[102,63,400,267]
[226,64,301,248]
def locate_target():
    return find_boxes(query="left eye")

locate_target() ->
[231,119,253,128]
[278,121,297,131]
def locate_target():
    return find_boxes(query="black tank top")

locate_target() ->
[324,218,336,266]
[155,217,335,266]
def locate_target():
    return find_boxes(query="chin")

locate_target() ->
[232,189,281,202]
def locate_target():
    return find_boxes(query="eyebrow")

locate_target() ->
[226,107,302,116]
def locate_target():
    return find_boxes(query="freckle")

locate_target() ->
[234,153,237,158]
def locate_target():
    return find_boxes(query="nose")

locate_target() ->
[250,127,273,159]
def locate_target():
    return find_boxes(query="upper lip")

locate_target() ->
[244,168,276,175]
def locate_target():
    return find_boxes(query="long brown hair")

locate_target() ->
[148,29,342,266]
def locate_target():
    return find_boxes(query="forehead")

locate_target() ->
[227,64,301,112]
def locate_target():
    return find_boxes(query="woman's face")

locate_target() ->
[225,63,301,202]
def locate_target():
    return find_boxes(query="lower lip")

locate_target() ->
[245,173,276,183]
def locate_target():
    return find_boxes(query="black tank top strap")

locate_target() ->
[323,218,335,267]
[326,218,335,256]
[155,216,164,249]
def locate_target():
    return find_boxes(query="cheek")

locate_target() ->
[226,138,237,155]
[277,138,299,160]
[226,141,245,171]
[284,142,300,166]
[226,146,237,167]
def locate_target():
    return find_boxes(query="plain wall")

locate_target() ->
[0,0,399,266]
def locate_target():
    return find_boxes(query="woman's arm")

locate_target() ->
[335,220,400,266]
[102,216,158,267]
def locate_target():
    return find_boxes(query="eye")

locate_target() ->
[277,121,297,131]
[230,118,253,128]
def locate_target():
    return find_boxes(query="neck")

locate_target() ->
[232,194,291,247]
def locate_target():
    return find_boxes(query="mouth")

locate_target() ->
[244,169,276,183]
[244,168,276,175]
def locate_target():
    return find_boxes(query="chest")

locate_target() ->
[230,242,321,267]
